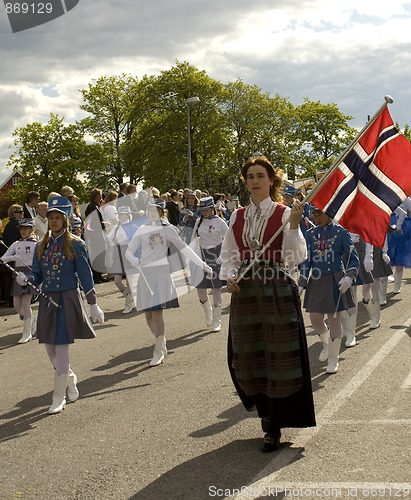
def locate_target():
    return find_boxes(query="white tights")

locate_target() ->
[45,344,70,376]
[13,294,32,319]
[310,312,343,340]
[362,281,379,303]
[144,310,165,337]
[197,288,222,307]
[114,275,131,295]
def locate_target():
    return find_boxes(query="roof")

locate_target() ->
[0,170,22,190]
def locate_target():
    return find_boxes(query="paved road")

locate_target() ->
[1,271,410,499]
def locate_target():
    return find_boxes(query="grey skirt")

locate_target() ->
[36,288,96,344]
[11,266,33,296]
[303,272,355,313]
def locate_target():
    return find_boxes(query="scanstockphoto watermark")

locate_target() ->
[208,485,344,497]
[4,0,79,33]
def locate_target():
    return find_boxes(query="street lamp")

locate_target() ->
[186,96,200,189]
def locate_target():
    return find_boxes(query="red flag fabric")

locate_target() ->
[311,107,411,247]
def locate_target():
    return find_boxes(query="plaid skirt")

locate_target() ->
[228,263,315,428]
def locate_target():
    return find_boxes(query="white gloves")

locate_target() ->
[203,264,213,278]
[16,272,28,286]
[216,255,222,266]
[382,252,391,264]
[90,304,105,324]
[363,255,373,273]
[338,276,352,294]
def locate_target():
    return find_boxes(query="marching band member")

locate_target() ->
[299,207,359,374]
[1,219,37,343]
[126,198,212,367]
[220,155,315,453]
[191,196,229,332]
[16,197,104,414]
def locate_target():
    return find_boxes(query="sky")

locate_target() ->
[1,0,411,185]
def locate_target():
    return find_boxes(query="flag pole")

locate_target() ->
[235,95,393,284]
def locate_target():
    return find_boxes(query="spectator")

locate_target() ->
[84,189,108,284]
[118,182,129,198]
[23,191,40,219]
[166,191,180,226]
[60,185,74,198]
[34,201,49,240]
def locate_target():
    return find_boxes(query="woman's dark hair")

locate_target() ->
[240,155,283,202]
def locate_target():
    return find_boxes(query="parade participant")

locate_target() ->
[299,208,359,374]
[340,234,375,348]
[191,196,229,332]
[282,185,296,207]
[387,197,411,294]
[101,191,119,233]
[126,198,212,367]
[16,196,104,414]
[220,155,315,453]
[0,204,24,306]
[178,190,200,243]
[373,239,393,306]
[1,219,37,343]
[105,206,135,314]
[34,202,48,241]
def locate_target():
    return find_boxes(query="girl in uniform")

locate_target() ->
[1,219,37,343]
[220,155,315,453]
[191,196,229,332]
[16,197,104,414]
[126,198,212,367]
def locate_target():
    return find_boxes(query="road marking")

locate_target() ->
[400,370,411,390]
[323,419,411,425]
[226,315,411,500]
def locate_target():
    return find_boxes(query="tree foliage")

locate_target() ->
[7,114,103,203]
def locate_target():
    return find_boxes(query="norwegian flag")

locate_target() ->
[311,106,411,247]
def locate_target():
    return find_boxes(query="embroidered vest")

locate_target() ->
[232,204,287,262]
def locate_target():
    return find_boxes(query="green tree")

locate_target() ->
[295,99,357,177]
[79,74,142,187]
[127,61,230,192]
[7,114,101,203]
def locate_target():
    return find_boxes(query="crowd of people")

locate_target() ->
[1,162,410,453]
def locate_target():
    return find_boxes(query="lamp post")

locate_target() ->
[186,96,200,189]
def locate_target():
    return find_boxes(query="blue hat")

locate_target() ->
[283,185,296,197]
[118,206,131,214]
[18,218,35,227]
[309,203,322,214]
[147,198,166,209]
[186,190,196,197]
[231,195,239,201]
[199,196,215,210]
[295,188,303,194]
[47,196,73,218]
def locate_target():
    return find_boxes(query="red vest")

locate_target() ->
[232,204,287,262]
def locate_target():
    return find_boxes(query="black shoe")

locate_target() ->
[99,276,109,283]
[261,417,270,433]
[262,431,281,453]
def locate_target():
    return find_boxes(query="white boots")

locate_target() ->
[212,305,222,332]
[341,311,357,347]
[123,293,133,314]
[18,317,33,344]
[363,299,381,329]
[200,300,213,327]
[379,279,388,305]
[67,369,79,402]
[318,331,329,362]
[48,373,69,414]
[326,338,342,374]
[150,336,167,366]
[393,268,403,294]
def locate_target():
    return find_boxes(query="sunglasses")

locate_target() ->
[14,210,24,213]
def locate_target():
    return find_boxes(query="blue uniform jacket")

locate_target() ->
[299,222,359,286]
[30,232,94,295]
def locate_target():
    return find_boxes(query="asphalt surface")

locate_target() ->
[1,270,410,500]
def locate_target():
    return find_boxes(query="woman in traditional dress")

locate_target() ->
[220,155,316,453]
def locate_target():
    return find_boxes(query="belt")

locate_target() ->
[241,258,281,267]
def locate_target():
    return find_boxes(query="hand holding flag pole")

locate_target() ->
[236,95,396,284]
